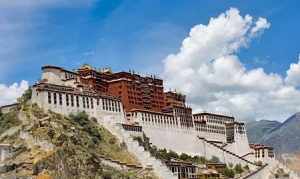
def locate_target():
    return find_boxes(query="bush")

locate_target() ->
[17,88,32,104]
[69,112,101,142]
[133,133,207,164]
[109,137,116,145]
[244,165,250,171]
[69,111,89,126]
[209,156,220,163]
[234,164,244,174]
[180,153,190,161]
[223,166,235,178]
[192,156,207,164]
[0,111,20,134]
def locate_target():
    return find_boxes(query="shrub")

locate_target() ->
[0,111,20,134]
[244,165,250,171]
[17,88,32,104]
[192,156,207,164]
[209,156,220,163]
[133,133,207,164]
[234,164,244,174]
[223,166,235,178]
[109,137,116,145]
[69,111,89,126]
[179,153,190,161]
[69,112,101,143]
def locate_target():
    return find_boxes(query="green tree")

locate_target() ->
[179,153,190,161]
[167,150,179,160]
[223,166,235,178]
[234,164,244,174]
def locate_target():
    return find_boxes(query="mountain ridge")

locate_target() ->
[246,113,300,154]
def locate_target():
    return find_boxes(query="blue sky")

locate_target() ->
[2,0,300,121]
[1,0,299,84]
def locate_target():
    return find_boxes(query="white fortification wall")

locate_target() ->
[225,132,253,158]
[31,88,124,121]
[141,124,256,167]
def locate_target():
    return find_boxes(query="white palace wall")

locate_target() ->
[31,88,124,121]
[129,113,255,168]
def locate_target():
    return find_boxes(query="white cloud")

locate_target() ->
[250,17,271,37]
[285,54,300,87]
[0,81,29,106]
[163,8,300,121]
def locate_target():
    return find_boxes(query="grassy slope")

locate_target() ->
[0,103,156,179]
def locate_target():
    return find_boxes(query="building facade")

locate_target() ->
[25,65,278,168]
[250,144,275,163]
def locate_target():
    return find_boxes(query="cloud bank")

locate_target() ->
[163,8,300,121]
[0,81,29,106]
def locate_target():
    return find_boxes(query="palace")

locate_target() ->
[29,65,261,160]
[5,64,296,179]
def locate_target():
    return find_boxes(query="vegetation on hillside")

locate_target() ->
[133,133,251,179]
[133,134,213,164]
[0,100,156,179]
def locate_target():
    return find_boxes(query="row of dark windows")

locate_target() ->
[47,92,121,112]
[139,113,178,125]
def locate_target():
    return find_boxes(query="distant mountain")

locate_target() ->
[246,120,281,143]
[246,113,300,154]
[261,113,300,154]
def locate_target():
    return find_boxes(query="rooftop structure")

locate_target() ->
[250,144,275,163]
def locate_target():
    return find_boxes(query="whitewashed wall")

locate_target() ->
[31,88,124,120]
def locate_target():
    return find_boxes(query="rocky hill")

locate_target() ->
[247,113,300,154]
[261,113,300,154]
[246,120,281,143]
[0,98,157,178]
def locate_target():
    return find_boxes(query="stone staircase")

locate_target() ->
[97,117,177,179]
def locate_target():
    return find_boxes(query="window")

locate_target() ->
[66,94,69,106]
[91,98,94,109]
[83,97,86,108]
[96,98,99,106]
[53,93,57,104]
[76,96,79,107]
[108,100,111,111]
[86,97,89,108]
[59,93,62,105]
[71,95,74,107]
[102,99,105,110]
[48,92,51,104]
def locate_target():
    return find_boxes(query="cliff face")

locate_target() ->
[0,102,155,179]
